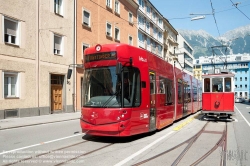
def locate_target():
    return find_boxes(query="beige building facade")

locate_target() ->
[0,0,74,119]
[75,0,138,111]
[163,18,178,65]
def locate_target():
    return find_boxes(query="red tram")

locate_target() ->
[80,44,201,136]
[202,70,235,118]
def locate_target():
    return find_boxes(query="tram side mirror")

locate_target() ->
[67,69,72,79]
[116,62,122,75]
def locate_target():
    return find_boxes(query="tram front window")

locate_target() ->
[225,77,232,92]
[212,78,223,92]
[82,66,141,108]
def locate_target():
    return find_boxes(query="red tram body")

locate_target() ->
[202,71,235,118]
[80,44,202,136]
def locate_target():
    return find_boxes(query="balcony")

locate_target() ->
[147,45,151,51]
[139,41,145,48]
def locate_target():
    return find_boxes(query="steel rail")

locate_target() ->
[132,122,209,166]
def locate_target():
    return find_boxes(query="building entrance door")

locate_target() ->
[51,74,64,113]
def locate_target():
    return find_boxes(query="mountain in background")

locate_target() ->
[178,24,250,58]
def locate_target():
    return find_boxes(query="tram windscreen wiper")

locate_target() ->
[102,88,121,108]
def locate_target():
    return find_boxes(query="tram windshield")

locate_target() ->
[203,76,233,92]
[82,66,141,108]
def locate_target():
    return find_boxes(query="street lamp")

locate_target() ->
[191,15,205,21]
[190,13,212,21]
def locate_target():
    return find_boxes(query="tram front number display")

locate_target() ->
[85,52,117,62]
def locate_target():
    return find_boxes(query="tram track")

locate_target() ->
[132,121,228,166]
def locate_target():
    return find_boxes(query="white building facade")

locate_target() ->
[195,53,250,100]
[137,0,164,58]
[175,34,194,76]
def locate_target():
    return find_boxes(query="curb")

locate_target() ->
[0,118,80,131]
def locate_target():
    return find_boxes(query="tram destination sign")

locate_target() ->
[85,51,117,62]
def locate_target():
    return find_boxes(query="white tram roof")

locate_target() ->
[202,69,235,78]
[202,73,235,78]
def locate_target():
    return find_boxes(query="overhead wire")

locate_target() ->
[210,0,221,38]
[167,3,250,20]
[229,0,250,21]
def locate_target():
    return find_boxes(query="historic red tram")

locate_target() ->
[202,69,235,118]
[80,44,201,136]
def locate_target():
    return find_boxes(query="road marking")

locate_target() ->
[0,119,79,131]
[173,117,195,131]
[114,131,174,166]
[0,133,85,156]
[233,118,238,122]
[246,107,250,109]
[235,106,250,127]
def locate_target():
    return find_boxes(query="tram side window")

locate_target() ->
[224,77,232,92]
[166,80,173,104]
[204,78,210,92]
[124,67,141,107]
[193,86,197,101]
[212,78,223,92]
[161,77,173,105]
[178,82,183,104]
[159,79,165,94]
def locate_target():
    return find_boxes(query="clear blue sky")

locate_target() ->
[150,0,250,37]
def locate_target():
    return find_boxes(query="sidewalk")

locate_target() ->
[0,111,81,130]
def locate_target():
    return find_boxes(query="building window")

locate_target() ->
[4,17,19,45]
[54,34,63,55]
[54,0,63,16]
[106,0,112,8]
[245,85,247,88]
[82,44,89,59]
[235,85,237,88]
[106,22,112,37]
[83,10,90,27]
[138,0,144,8]
[240,85,242,88]
[245,77,247,81]
[129,36,133,45]
[235,77,237,81]
[4,72,19,98]
[146,5,150,15]
[115,27,120,41]
[115,0,120,14]
[240,77,242,81]
[129,12,133,23]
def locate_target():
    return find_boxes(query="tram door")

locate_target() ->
[183,83,189,116]
[149,71,156,131]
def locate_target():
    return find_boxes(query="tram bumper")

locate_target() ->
[201,110,235,118]
[80,118,131,136]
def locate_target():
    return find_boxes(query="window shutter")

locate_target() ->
[107,24,111,35]
[4,19,17,36]
[84,11,89,25]
[54,36,61,50]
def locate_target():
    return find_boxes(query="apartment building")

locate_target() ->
[193,64,202,80]
[75,0,139,111]
[137,0,164,58]
[0,0,74,119]
[175,34,194,76]
[163,18,178,64]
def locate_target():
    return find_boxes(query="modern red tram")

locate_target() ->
[80,43,201,136]
[202,70,235,118]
